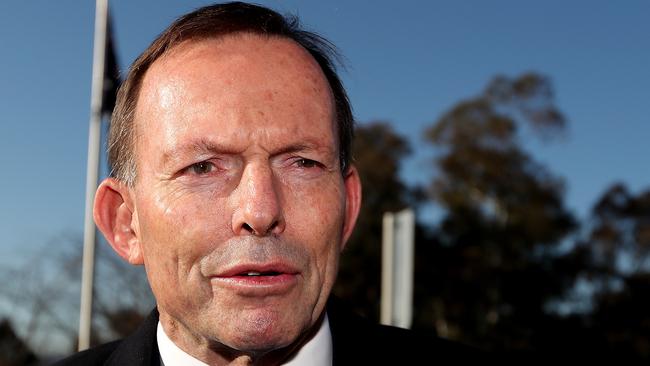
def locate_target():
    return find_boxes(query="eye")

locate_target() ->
[295,158,320,169]
[188,161,215,175]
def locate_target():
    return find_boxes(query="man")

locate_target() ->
[56,2,478,365]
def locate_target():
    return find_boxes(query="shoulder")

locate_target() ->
[327,297,485,364]
[50,340,122,365]
[50,309,160,366]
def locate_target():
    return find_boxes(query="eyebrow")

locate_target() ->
[270,142,334,157]
[161,138,235,167]
[160,138,336,166]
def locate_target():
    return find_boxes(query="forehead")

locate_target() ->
[157,33,326,81]
[133,34,337,161]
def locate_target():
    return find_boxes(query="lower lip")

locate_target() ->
[210,273,298,296]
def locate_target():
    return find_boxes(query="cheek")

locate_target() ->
[136,189,230,287]
[283,178,346,267]
[142,187,229,246]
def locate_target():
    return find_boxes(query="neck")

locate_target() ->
[158,309,325,366]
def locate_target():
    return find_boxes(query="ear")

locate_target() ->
[341,165,362,250]
[93,178,144,265]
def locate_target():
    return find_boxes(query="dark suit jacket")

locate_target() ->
[52,298,481,365]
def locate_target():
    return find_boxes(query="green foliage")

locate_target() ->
[420,72,577,349]
[585,184,650,273]
[555,184,650,357]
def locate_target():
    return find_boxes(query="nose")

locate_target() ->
[231,163,285,236]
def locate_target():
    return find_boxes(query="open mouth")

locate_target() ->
[209,262,301,295]
[237,271,283,277]
[217,262,299,278]
[211,265,299,295]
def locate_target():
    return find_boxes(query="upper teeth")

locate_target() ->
[247,272,261,276]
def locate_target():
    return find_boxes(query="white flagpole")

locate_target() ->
[78,0,109,351]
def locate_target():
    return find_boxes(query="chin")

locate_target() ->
[223,308,306,353]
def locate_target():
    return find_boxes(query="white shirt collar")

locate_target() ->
[157,315,332,366]
[157,321,207,366]
[284,314,332,366]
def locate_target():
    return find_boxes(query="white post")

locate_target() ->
[380,209,415,329]
[380,212,395,326]
[393,209,414,329]
[78,0,109,351]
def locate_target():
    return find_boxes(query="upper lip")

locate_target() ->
[214,262,300,277]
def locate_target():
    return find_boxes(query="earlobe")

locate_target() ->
[93,178,144,265]
[341,165,362,249]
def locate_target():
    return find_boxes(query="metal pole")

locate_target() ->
[78,0,108,351]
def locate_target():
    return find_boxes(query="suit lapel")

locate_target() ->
[105,309,161,366]
[327,297,373,366]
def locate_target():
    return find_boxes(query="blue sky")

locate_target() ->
[1,0,649,268]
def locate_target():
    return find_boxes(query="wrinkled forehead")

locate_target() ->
[132,34,338,163]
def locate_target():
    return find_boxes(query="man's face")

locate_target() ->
[128,35,359,352]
